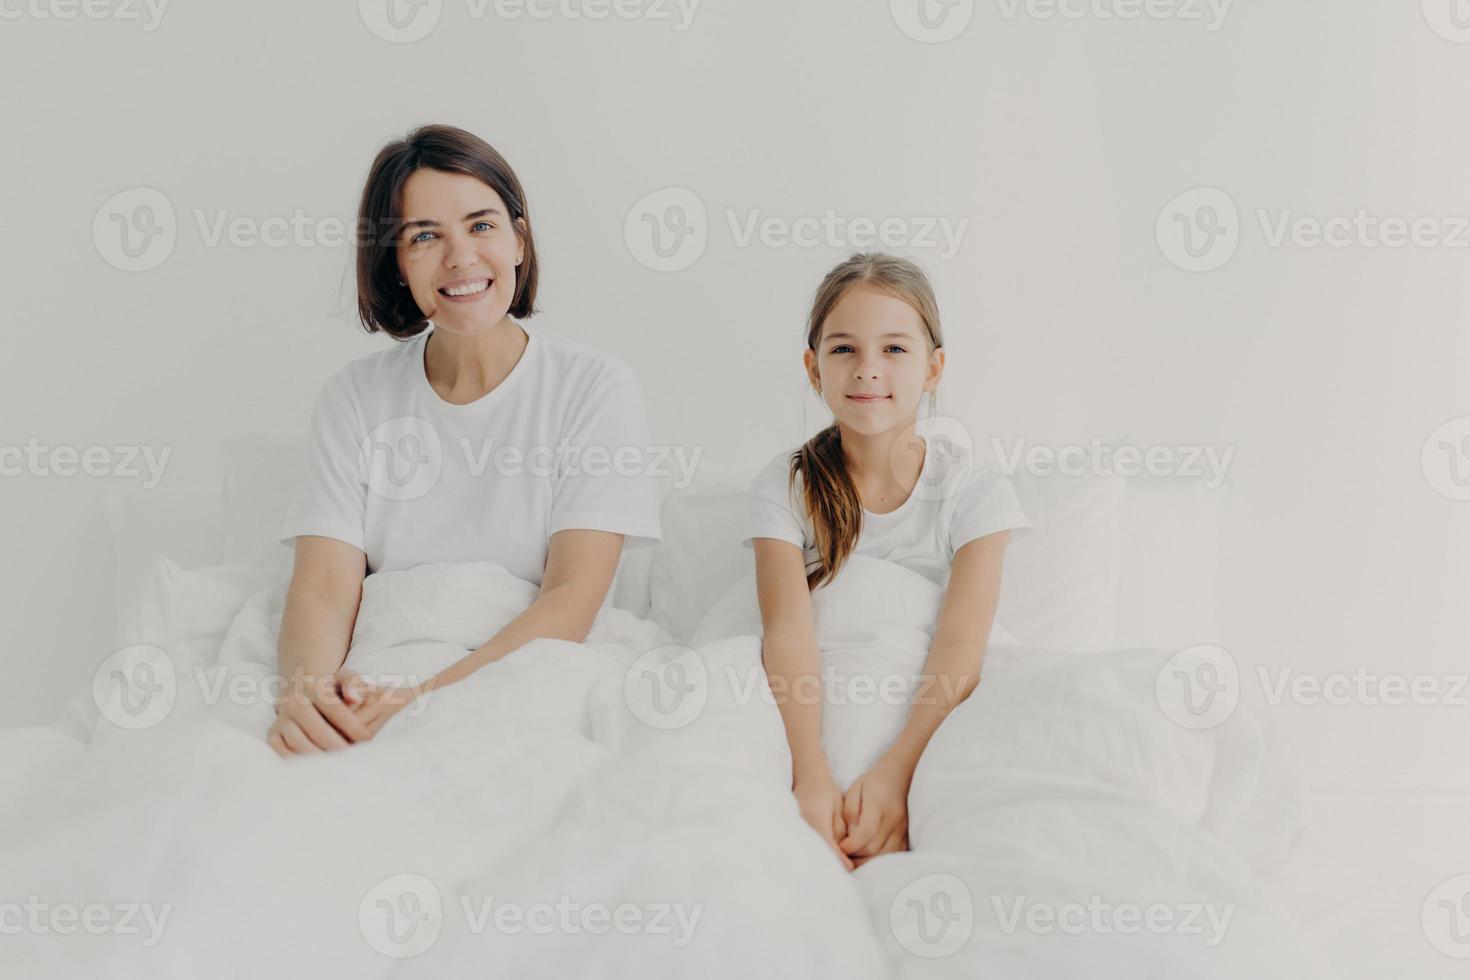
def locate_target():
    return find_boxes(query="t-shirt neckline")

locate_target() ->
[416,320,538,413]
[861,434,929,520]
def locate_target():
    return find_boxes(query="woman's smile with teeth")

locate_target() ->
[440,278,491,297]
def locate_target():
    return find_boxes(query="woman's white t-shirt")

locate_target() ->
[743,433,1031,589]
[279,321,662,584]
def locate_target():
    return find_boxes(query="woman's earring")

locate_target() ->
[927,386,940,420]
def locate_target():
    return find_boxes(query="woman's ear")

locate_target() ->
[514,216,527,266]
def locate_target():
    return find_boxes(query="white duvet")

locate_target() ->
[0,555,1310,979]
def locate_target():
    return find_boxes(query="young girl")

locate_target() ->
[745,253,1030,870]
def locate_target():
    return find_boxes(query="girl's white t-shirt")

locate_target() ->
[279,321,662,584]
[743,433,1031,589]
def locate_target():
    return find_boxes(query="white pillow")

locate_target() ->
[649,466,1129,651]
[997,472,1126,652]
[115,557,283,663]
[105,486,226,630]
[648,488,752,641]
[1114,477,1229,650]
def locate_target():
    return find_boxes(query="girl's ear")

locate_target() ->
[803,348,821,389]
[926,346,947,389]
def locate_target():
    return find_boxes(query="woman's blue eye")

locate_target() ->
[411,231,435,244]
[886,345,907,353]
[472,221,493,232]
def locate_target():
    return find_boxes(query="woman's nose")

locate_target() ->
[444,233,478,269]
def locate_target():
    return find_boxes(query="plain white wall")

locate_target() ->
[1,0,1466,787]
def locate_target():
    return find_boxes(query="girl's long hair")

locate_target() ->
[793,253,944,589]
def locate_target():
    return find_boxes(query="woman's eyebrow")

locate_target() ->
[401,207,505,232]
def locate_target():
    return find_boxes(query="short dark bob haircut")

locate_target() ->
[356,124,539,338]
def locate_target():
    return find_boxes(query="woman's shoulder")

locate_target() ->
[530,323,639,389]
[322,333,423,398]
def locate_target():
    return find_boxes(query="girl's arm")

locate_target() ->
[753,537,854,870]
[270,535,373,754]
[350,529,624,730]
[840,530,1010,861]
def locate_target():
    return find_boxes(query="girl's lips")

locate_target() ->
[846,394,891,402]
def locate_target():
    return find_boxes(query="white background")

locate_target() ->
[1,0,1467,792]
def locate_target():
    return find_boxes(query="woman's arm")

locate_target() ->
[348,529,624,733]
[269,535,372,754]
[839,530,1010,862]
[754,537,854,869]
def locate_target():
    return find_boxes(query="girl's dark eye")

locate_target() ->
[831,345,854,354]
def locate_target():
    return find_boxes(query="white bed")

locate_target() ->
[2,435,1458,979]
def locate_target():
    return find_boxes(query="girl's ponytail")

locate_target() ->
[790,425,862,590]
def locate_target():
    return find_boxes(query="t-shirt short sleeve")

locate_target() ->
[278,373,368,552]
[744,452,808,549]
[548,364,663,544]
[948,459,1031,556]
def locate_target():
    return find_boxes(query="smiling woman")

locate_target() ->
[265,124,663,758]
